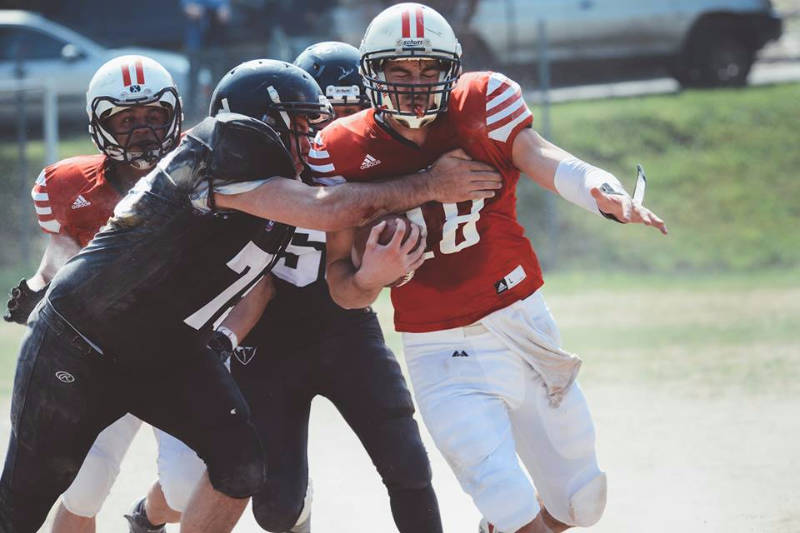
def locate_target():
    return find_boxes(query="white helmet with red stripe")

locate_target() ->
[86,55,182,169]
[359,2,461,128]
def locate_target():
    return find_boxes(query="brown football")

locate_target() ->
[351,214,422,287]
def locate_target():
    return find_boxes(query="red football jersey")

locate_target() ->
[31,155,122,247]
[311,71,544,332]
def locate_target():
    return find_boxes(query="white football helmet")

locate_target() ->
[86,55,182,170]
[359,2,462,128]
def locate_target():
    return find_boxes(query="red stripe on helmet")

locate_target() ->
[135,60,145,84]
[415,7,424,38]
[401,9,410,38]
[121,63,131,86]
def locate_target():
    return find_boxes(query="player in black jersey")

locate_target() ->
[220,42,443,533]
[0,59,503,533]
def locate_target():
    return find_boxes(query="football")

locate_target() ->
[351,214,422,287]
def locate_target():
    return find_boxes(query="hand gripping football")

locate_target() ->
[351,214,422,287]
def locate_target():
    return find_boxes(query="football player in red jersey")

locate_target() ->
[320,3,667,533]
[2,55,187,533]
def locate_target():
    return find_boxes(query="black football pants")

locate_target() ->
[232,308,442,533]
[0,302,263,533]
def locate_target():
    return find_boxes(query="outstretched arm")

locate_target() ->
[512,128,667,234]
[4,233,81,324]
[215,148,502,231]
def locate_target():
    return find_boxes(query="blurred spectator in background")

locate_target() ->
[269,0,339,60]
[181,0,232,118]
[182,0,231,51]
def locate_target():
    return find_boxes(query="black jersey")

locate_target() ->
[47,113,296,364]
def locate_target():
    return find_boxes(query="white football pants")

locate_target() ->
[403,291,605,532]
[61,415,205,517]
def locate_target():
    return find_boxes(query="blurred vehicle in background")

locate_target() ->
[0,10,189,125]
[333,0,783,87]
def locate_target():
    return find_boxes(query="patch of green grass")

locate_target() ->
[519,83,800,274]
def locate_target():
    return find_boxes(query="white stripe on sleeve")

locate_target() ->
[38,219,61,232]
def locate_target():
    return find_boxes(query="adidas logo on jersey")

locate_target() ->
[71,195,91,209]
[451,350,469,358]
[359,154,381,170]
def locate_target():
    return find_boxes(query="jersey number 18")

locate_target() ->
[406,199,485,259]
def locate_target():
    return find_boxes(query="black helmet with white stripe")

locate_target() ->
[209,59,333,155]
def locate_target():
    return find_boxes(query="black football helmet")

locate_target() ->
[209,59,333,166]
[294,42,369,111]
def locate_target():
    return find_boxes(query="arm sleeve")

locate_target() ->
[189,177,277,212]
[30,169,63,235]
[483,72,534,159]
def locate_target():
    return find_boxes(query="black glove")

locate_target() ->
[207,329,234,363]
[4,279,47,325]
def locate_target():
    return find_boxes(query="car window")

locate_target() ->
[0,27,17,60]
[0,27,67,61]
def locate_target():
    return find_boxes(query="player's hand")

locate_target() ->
[426,149,503,203]
[354,219,426,290]
[4,279,46,325]
[207,330,234,363]
[591,187,668,235]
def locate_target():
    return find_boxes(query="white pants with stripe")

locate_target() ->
[403,291,604,532]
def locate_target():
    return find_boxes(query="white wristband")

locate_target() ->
[553,157,625,215]
[216,326,239,349]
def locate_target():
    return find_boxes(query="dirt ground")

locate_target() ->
[5,384,796,532]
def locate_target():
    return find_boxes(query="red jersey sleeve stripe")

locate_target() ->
[31,187,49,203]
[308,147,330,160]
[308,162,336,173]
[488,102,530,131]
[37,219,61,233]
[31,183,61,232]
[486,84,522,113]
[488,106,532,142]
[487,94,526,126]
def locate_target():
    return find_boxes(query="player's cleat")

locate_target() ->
[478,518,504,533]
[124,498,166,533]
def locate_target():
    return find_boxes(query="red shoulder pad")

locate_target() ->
[308,110,375,183]
[30,154,106,237]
